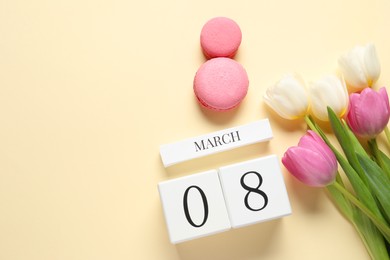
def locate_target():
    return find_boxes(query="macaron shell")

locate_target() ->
[200,17,242,59]
[194,58,249,111]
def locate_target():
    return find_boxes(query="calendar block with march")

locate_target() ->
[218,155,292,228]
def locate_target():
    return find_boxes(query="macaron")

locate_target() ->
[200,17,242,59]
[193,57,249,111]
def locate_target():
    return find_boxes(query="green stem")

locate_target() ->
[326,173,353,222]
[304,115,316,133]
[369,138,382,166]
[331,182,390,240]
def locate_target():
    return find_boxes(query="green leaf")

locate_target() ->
[332,182,390,243]
[327,107,369,184]
[344,120,368,157]
[329,182,389,259]
[357,153,390,225]
[353,209,389,260]
[378,149,390,181]
[369,139,390,181]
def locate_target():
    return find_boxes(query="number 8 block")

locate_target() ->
[218,155,291,228]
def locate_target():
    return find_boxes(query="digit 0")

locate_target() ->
[240,171,268,211]
[183,185,209,227]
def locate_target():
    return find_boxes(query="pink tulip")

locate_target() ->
[347,87,390,139]
[282,130,337,187]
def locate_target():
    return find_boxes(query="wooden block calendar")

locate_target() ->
[158,155,291,244]
[158,120,291,244]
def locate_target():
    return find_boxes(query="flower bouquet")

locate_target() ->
[264,44,390,259]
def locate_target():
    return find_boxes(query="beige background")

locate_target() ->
[0,0,389,259]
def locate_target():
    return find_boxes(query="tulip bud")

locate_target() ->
[309,75,349,121]
[264,73,310,120]
[347,87,390,138]
[338,44,381,92]
[282,130,337,187]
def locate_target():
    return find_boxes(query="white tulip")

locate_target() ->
[309,75,349,121]
[264,73,309,120]
[338,43,381,92]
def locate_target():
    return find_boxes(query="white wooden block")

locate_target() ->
[158,170,231,244]
[218,155,291,228]
[160,119,273,167]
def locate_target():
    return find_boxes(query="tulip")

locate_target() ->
[282,130,337,187]
[263,73,309,120]
[338,44,381,92]
[309,75,349,121]
[347,87,390,138]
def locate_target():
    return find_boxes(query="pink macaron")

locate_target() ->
[193,57,249,111]
[200,17,242,59]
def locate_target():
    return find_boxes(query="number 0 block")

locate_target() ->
[218,155,292,228]
[158,170,231,244]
